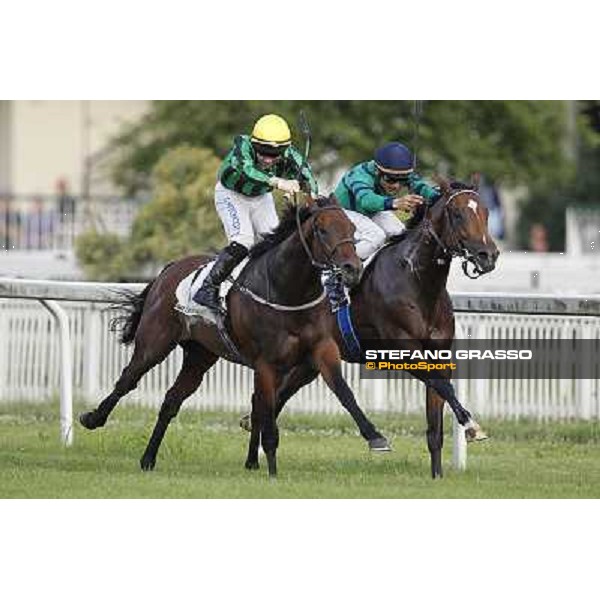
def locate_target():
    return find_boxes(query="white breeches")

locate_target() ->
[344,209,405,260]
[214,181,279,249]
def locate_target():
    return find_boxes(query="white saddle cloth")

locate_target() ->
[175,257,250,310]
[362,240,394,271]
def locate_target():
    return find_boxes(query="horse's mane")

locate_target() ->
[385,179,474,245]
[449,180,476,191]
[249,195,337,259]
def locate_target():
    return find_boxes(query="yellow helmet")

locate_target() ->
[251,114,291,147]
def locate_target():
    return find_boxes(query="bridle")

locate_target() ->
[295,202,356,272]
[229,201,356,312]
[414,189,489,279]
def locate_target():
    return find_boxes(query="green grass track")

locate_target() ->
[1,403,598,498]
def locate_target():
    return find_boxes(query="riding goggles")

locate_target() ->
[252,142,289,158]
[378,170,412,184]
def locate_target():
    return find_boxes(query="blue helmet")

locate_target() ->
[374,142,414,173]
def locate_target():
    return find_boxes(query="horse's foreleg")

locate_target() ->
[424,377,488,442]
[275,361,318,419]
[244,391,261,470]
[425,387,444,479]
[254,360,280,477]
[241,361,318,431]
[244,361,318,469]
[80,330,177,430]
[313,340,390,451]
[140,343,218,471]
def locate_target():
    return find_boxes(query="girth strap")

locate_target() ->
[215,312,252,367]
[228,277,327,311]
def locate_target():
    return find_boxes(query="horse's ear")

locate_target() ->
[433,174,451,196]
[470,172,481,191]
[302,192,316,209]
[328,193,341,207]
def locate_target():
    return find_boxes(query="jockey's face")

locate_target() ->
[253,143,286,170]
[378,170,410,196]
[380,178,401,196]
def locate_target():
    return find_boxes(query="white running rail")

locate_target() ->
[1,278,600,470]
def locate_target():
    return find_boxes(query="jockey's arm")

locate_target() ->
[347,172,394,213]
[407,172,442,203]
[286,146,319,195]
[220,135,274,194]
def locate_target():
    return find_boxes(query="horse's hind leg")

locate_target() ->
[140,342,218,471]
[426,387,445,479]
[313,339,390,451]
[80,328,177,430]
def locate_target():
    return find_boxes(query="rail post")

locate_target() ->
[40,299,73,446]
[453,321,468,470]
[83,304,102,403]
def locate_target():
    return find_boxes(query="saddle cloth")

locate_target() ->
[361,232,408,273]
[175,257,250,311]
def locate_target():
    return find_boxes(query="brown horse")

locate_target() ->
[79,195,390,476]
[245,177,499,478]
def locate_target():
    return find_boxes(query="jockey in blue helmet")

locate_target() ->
[334,142,442,260]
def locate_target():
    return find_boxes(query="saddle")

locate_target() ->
[174,257,250,316]
[174,259,252,367]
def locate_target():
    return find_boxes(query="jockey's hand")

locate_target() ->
[270,177,301,195]
[393,194,424,212]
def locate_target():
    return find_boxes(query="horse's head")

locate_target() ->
[431,176,499,276]
[302,194,362,287]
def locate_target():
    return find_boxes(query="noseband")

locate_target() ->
[295,204,356,271]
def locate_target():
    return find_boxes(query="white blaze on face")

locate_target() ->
[467,198,487,244]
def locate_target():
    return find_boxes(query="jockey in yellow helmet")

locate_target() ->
[190,114,318,322]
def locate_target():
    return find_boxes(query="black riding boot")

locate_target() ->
[193,242,248,313]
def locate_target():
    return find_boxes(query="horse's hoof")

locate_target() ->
[239,414,252,433]
[369,436,392,452]
[140,456,156,471]
[79,411,102,430]
[465,421,489,442]
[245,460,259,470]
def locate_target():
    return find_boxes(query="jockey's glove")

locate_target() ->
[393,194,424,211]
[270,177,301,194]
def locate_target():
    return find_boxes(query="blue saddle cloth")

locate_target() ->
[336,303,362,363]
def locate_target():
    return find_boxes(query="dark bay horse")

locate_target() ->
[79,195,390,476]
[245,177,499,478]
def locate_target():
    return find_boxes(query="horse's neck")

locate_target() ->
[390,214,451,307]
[253,230,321,304]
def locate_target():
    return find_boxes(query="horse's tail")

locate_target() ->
[109,281,154,345]
[110,261,174,345]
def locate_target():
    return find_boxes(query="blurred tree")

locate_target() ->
[110,101,577,194]
[75,230,131,281]
[516,101,600,251]
[77,146,224,280]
